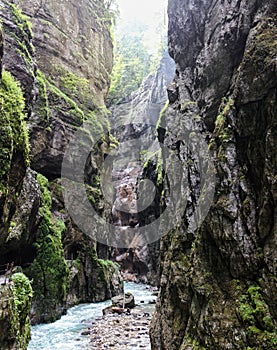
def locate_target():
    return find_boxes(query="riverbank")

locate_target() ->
[87,308,152,349]
[85,284,157,349]
[28,282,156,350]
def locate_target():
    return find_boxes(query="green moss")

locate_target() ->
[86,184,101,207]
[3,273,33,349]
[11,273,33,322]
[244,17,277,69]
[238,284,277,349]
[85,106,111,136]
[9,3,34,74]
[47,80,84,126]
[156,149,163,185]
[210,97,235,156]
[25,174,69,322]
[234,17,277,97]
[35,70,50,123]
[214,97,234,134]
[141,148,164,185]
[142,149,159,169]
[72,258,81,270]
[98,258,117,269]
[183,337,206,349]
[0,70,30,194]
[52,65,91,105]
[10,3,33,36]
[97,259,120,286]
[156,100,169,131]
[180,100,196,112]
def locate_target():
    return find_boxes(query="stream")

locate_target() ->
[28,282,156,350]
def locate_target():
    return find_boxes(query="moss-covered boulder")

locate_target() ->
[25,174,69,324]
[0,273,33,350]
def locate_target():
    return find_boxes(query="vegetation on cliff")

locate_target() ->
[0,272,33,349]
[25,174,69,323]
[0,70,29,195]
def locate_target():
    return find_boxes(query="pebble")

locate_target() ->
[86,308,152,349]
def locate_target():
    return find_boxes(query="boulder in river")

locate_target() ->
[102,292,135,316]
[111,292,135,309]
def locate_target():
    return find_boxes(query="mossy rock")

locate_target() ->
[25,174,69,323]
[0,272,33,349]
[0,70,30,194]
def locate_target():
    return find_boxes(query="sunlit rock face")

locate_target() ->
[150,0,277,349]
[109,53,175,284]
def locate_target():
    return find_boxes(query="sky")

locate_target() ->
[116,0,167,24]
[115,0,168,55]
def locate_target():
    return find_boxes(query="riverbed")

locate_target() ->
[28,282,156,350]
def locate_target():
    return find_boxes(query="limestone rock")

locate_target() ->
[150,0,277,349]
[109,54,175,284]
[0,0,121,334]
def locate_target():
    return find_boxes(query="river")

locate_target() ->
[28,282,156,350]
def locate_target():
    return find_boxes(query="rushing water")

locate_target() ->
[28,282,156,350]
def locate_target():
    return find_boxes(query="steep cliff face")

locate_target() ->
[151,0,277,349]
[0,0,122,337]
[13,0,113,179]
[109,53,175,284]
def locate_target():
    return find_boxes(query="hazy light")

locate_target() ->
[116,0,168,55]
[117,0,167,24]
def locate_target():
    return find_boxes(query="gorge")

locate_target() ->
[0,0,276,349]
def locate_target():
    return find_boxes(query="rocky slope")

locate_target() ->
[150,0,277,349]
[0,0,122,346]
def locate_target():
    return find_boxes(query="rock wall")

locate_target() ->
[150,0,277,349]
[109,53,175,284]
[0,0,122,343]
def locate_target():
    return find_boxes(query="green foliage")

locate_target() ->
[103,0,119,28]
[86,183,101,208]
[253,17,277,67]
[26,174,69,322]
[180,100,197,112]
[9,3,35,75]
[98,259,115,269]
[107,21,158,104]
[215,97,234,129]
[0,70,30,193]
[142,148,163,185]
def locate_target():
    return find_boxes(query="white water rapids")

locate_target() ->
[28,282,156,350]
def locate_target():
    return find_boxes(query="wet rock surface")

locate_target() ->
[87,308,152,349]
[0,0,121,332]
[111,292,135,309]
[109,54,175,284]
[82,283,157,350]
[150,0,277,349]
